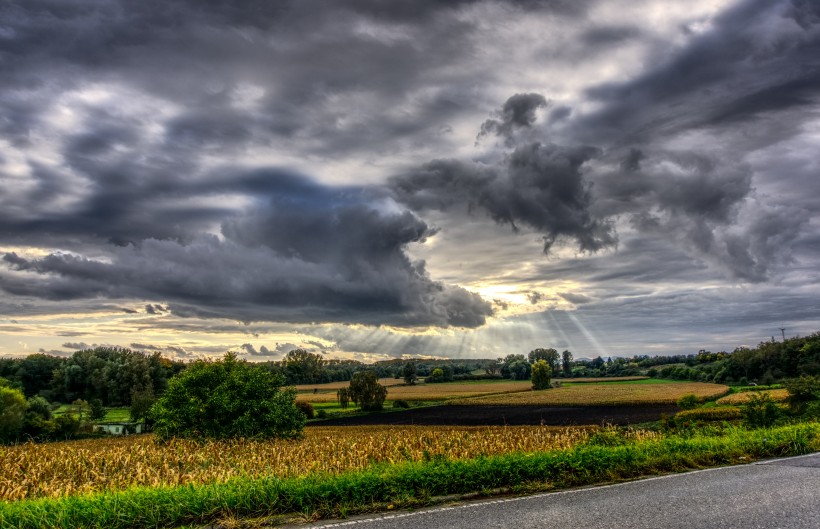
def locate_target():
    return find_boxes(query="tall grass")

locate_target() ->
[2,423,818,529]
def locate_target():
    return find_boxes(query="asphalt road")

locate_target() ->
[294,452,820,529]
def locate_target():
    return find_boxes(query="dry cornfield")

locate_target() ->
[296,380,532,403]
[451,382,730,406]
[0,425,661,502]
[716,389,790,405]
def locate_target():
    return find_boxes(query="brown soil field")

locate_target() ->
[311,404,680,427]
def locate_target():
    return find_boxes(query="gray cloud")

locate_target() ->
[477,93,549,145]
[1,0,819,357]
[62,342,90,350]
[0,174,493,328]
[392,142,617,253]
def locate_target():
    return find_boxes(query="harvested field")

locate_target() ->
[559,376,650,383]
[313,404,681,427]
[451,381,729,406]
[716,388,789,405]
[297,380,531,403]
[294,378,405,391]
[0,425,623,502]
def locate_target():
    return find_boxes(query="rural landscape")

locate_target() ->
[2,0,820,527]
[1,334,819,528]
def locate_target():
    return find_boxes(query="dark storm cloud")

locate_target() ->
[392,142,616,253]
[0,175,493,328]
[477,93,549,145]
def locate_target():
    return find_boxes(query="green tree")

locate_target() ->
[561,350,573,376]
[89,398,106,421]
[531,360,552,390]
[282,349,326,384]
[402,362,418,385]
[501,354,531,380]
[0,386,28,443]
[529,348,560,373]
[337,387,351,409]
[348,370,388,411]
[130,386,156,423]
[150,353,305,441]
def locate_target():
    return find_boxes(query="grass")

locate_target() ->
[451,381,730,406]
[2,423,818,529]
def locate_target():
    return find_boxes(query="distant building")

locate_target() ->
[95,422,143,435]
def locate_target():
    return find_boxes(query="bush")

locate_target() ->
[677,394,700,410]
[316,409,328,419]
[295,401,315,419]
[150,353,305,441]
[392,399,410,409]
[783,375,820,414]
[531,360,552,390]
[741,392,781,428]
[348,370,388,411]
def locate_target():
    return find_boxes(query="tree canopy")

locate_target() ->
[150,353,305,441]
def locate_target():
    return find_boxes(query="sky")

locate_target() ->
[1,0,819,362]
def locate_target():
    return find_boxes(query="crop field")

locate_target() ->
[451,381,730,406]
[559,376,650,383]
[0,425,646,502]
[716,388,790,405]
[297,380,532,403]
[294,378,406,391]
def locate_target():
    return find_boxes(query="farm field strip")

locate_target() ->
[297,380,533,402]
[451,382,729,406]
[0,425,630,502]
[716,388,790,404]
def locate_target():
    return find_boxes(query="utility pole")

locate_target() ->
[780,327,786,342]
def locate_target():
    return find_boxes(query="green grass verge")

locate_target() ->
[2,423,818,529]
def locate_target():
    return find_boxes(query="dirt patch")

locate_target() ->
[309,404,679,427]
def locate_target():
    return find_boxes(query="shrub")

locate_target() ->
[392,399,410,409]
[150,353,305,441]
[348,370,388,411]
[741,392,780,428]
[531,360,552,390]
[677,393,700,410]
[783,375,820,414]
[295,401,315,419]
[316,409,328,419]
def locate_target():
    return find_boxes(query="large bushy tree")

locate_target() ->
[150,353,305,441]
[0,383,27,443]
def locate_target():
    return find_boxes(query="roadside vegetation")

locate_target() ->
[1,422,818,529]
